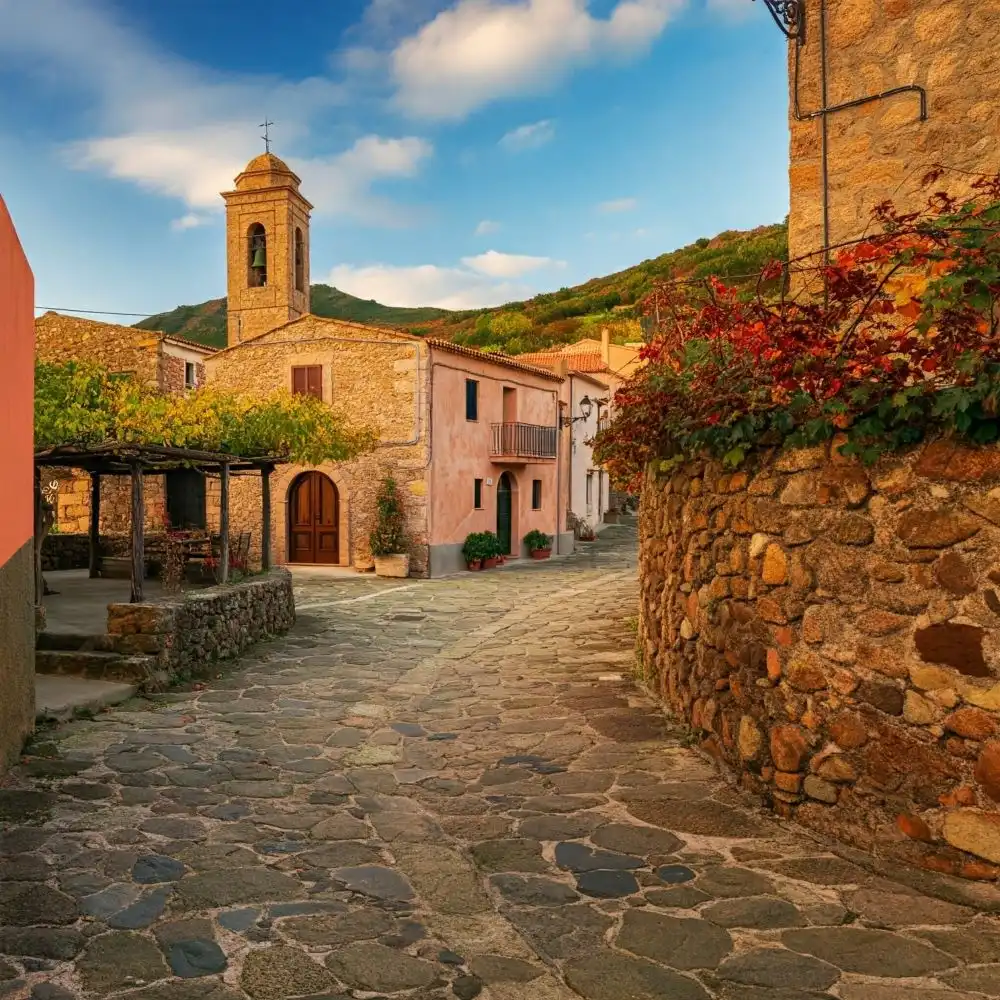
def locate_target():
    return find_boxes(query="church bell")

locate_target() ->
[251,247,267,269]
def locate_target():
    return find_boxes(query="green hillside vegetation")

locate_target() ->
[134,221,787,355]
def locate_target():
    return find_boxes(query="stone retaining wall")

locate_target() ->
[107,570,295,689]
[638,438,1000,880]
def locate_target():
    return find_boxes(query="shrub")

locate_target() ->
[595,170,1000,491]
[369,477,408,556]
[524,529,553,553]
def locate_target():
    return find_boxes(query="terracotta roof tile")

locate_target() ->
[425,340,565,381]
[514,351,609,373]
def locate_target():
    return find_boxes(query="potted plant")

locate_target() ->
[370,476,410,578]
[525,529,553,560]
[482,531,502,569]
[462,532,484,571]
[578,520,596,542]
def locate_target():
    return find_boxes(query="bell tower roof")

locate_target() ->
[228,151,307,197]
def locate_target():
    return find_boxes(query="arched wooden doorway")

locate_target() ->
[288,472,339,564]
[497,472,513,556]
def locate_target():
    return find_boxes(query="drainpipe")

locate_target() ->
[554,359,569,557]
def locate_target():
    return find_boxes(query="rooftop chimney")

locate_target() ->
[601,327,610,364]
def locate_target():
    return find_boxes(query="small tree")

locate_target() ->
[369,476,408,556]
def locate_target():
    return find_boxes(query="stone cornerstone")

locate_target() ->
[638,437,1000,880]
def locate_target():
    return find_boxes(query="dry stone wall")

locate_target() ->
[107,569,295,688]
[638,438,1000,880]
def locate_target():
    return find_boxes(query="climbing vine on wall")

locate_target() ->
[594,171,1000,491]
[35,361,377,466]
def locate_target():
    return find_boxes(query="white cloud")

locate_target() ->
[499,119,555,151]
[327,250,565,309]
[1,0,432,227]
[598,197,638,213]
[475,219,502,235]
[170,213,210,232]
[462,250,565,278]
[391,0,687,120]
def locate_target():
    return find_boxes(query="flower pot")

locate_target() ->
[374,553,410,578]
[466,559,482,571]
[530,548,551,560]
[483,557,498,569]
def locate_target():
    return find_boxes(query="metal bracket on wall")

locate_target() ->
[756,0,806,41]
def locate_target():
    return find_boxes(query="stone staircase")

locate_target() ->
[35,632,155,685]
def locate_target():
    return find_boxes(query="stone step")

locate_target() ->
[34,649,153,684]
[36,631,115,653]
[35,674,137,722]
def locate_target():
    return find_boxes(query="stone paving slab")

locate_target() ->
[2,524,1000,999]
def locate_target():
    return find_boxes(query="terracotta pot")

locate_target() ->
[466,559,482,571]
[483,557,498,569]
[374,553,410,578]
[530,549,551,560]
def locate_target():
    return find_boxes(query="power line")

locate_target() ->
[37,306,155,318]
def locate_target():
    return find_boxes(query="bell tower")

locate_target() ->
[221,151,312,347]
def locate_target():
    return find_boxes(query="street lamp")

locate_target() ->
[560,395,593,428]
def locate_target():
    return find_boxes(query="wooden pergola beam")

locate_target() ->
[261,465,272,572]
[219,463,230,585]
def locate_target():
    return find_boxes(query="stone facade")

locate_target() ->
[207,317,431,574]
[222,153,311,347]
[45,470,168,535]
[638,437,1000,878]
[788,0,1000,268]
[107,569,295,689]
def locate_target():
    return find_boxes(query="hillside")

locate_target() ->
[134,221,787,354]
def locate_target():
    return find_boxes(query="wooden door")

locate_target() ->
[497,473,513,555]
[289,472,339,564]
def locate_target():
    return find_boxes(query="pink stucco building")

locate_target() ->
[0,195,36,772]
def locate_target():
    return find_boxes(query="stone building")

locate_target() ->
[787,0,1000,266]
[0,195,36,772]
[34,314,214,534]
[205,150,571,576]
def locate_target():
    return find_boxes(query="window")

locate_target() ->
[247,223,267,288]
[532,479,542,510]
[586,471,594,506]
[502,386,517,423]
[465,379,479,421]
[294,227,305,293]
[474,478,483,509]
[292,365,323,399]
[184,362,196,388]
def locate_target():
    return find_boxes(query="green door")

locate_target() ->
[497,473,513,555]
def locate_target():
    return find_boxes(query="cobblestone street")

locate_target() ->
[2,524,1000,1000]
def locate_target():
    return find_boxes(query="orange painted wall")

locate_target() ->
[429,352,562,552]
[0,196,34,565]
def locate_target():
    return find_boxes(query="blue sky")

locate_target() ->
[0,0,790,317]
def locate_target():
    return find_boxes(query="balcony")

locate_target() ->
[490,422,558,463]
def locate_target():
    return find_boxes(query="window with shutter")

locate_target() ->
[465,379,479,421]
[532,479,542,510]
[292,366,323,400]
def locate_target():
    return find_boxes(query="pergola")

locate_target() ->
[34,443,280,603]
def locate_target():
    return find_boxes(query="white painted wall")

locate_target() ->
[567,375,610,533]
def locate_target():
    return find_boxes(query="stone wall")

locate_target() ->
[41,533,130,571]
[207,318,430,574]
[45,468,169,536]
[638,438,1000,879]
[788,0,1000,270]
[107,570,295,688]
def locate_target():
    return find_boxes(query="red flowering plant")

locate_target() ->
[595,170,1000,491]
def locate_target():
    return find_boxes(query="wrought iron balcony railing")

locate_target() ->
[490,422,558,460]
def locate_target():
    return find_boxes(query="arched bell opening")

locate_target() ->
[247,223,267,288]
[294,227,305,293]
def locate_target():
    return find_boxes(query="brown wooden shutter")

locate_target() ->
[307,366,322,399]
[292,367,307,395]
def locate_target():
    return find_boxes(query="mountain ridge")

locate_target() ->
[134,221,787,354]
